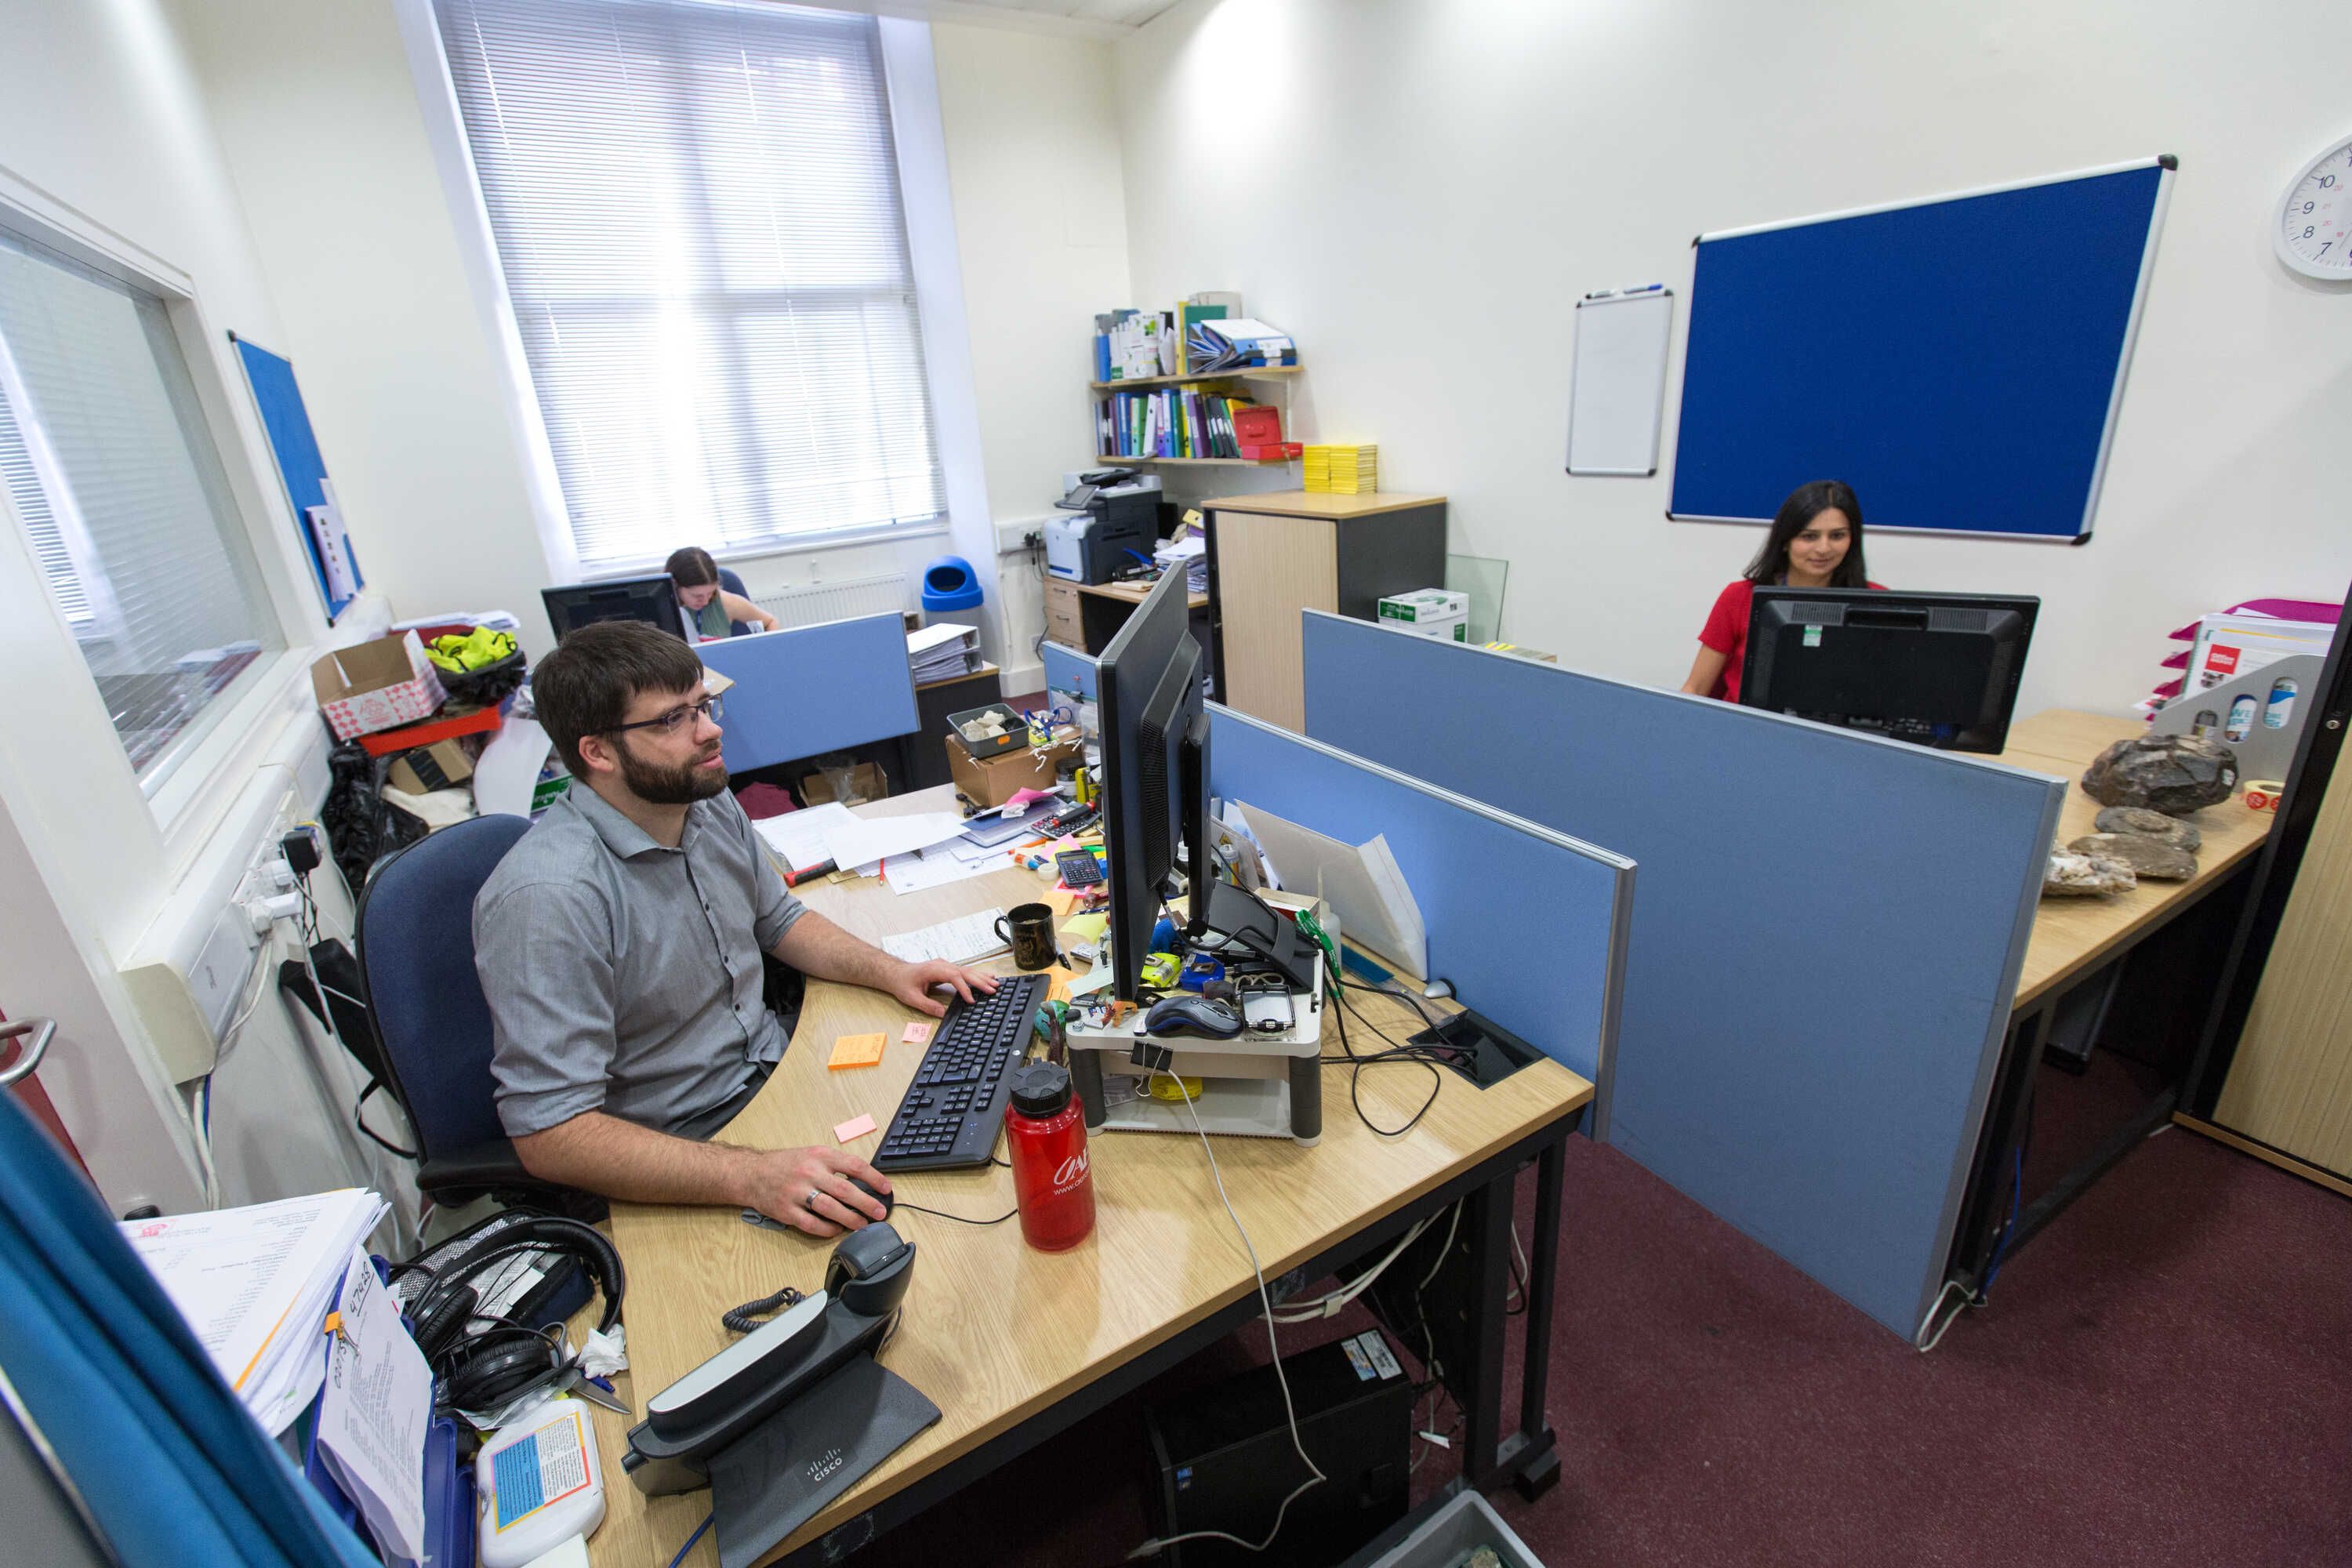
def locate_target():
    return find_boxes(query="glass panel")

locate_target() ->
[1446,552,1509,646]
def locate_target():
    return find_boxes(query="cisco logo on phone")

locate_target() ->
[806,1446,846,1486]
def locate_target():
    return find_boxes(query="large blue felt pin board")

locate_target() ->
[233,335,362,619]
[1301,614,2063,1337]
[697,614,916,773]
[1207,706,1632,1097]
[1670,160,2172,540]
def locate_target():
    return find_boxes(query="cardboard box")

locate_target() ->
[310,631,448,741]
[1377,589,1469,643]
[387,738,478,797]
[949,735,1079,809]
[801,760,889,807]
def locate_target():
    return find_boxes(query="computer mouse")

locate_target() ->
[847,1175,895,1221]
[1142,994,1244,1040]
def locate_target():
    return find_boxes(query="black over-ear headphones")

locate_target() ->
[408,1214,626,1413]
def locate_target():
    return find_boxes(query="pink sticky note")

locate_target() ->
[902,1021,935,1045]
[833,1112,878,1144]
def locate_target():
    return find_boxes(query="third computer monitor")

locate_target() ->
[1740,586,2039,753]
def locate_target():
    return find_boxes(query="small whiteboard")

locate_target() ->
[1566,289,1674,477]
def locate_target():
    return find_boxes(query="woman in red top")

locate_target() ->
[1682,480,1878,703]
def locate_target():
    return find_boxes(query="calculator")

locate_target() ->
[1055,848,1105,886]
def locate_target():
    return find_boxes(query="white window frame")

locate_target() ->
[393,1,991,585]
[0,165,329,846]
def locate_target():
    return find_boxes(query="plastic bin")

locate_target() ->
[1340,1490,1548,1568]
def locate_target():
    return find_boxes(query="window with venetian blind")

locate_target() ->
[0,227,282,780]
[433,0,948,570]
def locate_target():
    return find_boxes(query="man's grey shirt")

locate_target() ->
[474,785,805,1139]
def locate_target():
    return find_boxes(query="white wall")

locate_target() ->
[1116,0,2352,717]
[933,21,1135,686]
[0,0,411,1216]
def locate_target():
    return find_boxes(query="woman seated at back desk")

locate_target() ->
[667,545,779,641]
[1681,479,1881,703]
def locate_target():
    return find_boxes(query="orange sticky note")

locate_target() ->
[901,1021,935,1045]
[833,1112,878,1143]
[827,1032,887,1070]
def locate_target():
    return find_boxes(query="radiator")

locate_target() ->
[751,573,909,630]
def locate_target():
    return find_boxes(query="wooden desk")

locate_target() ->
[1944,709,2276,1305]
[1998,711,2276,1011]
[591,786,1593,1566]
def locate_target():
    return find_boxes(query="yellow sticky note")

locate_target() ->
[827,1033,887,1070]
[1061,912,1109,943]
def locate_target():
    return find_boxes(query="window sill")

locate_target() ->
[588,518,949,578]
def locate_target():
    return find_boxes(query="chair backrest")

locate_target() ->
[354,813,534,1163]
[717,567,756,637]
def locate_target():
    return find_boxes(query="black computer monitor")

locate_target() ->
[1096,572,1319,1002]
[1740,586,2039,752]
[541,575,688,643]
[1096,571,1207,1002]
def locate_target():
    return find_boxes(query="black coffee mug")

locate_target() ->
[995,902,1060,971]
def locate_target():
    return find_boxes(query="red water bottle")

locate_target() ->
[1005,1062,1095,1251]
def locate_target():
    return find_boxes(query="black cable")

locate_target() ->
[722,1283,804,1335]
[1325,993,1444,1138]
[894,1200,1016,1226]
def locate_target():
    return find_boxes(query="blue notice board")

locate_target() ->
[1670,159,2172,541]
[232,334,361,620]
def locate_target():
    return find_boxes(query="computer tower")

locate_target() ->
[1144,1327,1414,1567]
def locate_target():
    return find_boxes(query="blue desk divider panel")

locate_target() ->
[1301,614,2063,1338]
[1670,159,2172,540]
[699,614,917,774]
[1207,706,1632,1094]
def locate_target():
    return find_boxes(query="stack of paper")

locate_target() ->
[316,1247,434,1560]
[1154,531,1209,595]
[882,908,1012,964]
[1231,800,1426,979]
[754,800,861,880]
[909,622,980,684]
[123,1188,387,1435]
[823,810,970,878]
[1302,445,1377,495]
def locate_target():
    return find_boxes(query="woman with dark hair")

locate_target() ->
[1680,479,1880,702]
[666,545,779,641]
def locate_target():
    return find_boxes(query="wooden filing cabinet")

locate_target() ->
[1203,490,1447,732]
[1043,575,1086,650]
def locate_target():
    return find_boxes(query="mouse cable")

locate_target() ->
[892,1200,1015,1226]
[1125,1071,1327,1560]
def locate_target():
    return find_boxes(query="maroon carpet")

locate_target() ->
[855,1123,2352,1567]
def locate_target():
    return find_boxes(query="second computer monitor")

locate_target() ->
[541,575,688,643]
[1740,586,2039,752]
[1096,570,1207,1002]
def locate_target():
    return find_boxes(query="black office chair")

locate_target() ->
[354,814,600,1218]
[717,566,758,637]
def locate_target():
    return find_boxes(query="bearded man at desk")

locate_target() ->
[474,621,994,1236]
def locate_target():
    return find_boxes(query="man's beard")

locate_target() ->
[615,736,728,805]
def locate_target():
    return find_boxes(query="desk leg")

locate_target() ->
[1512,1136,1566,1501]
[1456,1116,1574,1501]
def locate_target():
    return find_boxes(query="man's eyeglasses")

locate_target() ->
[604,695,724,738]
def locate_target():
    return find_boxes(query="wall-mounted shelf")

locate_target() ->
[1096,453,1288,467]
[1089,365,1303,391]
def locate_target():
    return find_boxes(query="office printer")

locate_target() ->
[1047,469,1162,585]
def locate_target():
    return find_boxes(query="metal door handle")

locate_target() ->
[0,1018,56,1087]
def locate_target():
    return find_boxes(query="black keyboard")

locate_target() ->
[875,972,1051,1171]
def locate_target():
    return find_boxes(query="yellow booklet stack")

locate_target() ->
[1301,444,1377,494]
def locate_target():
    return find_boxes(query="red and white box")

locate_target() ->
[310,630,448,741]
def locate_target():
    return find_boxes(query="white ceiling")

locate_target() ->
[967,0,1182,25]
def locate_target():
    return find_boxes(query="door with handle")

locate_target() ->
[2,1013,91,1181]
